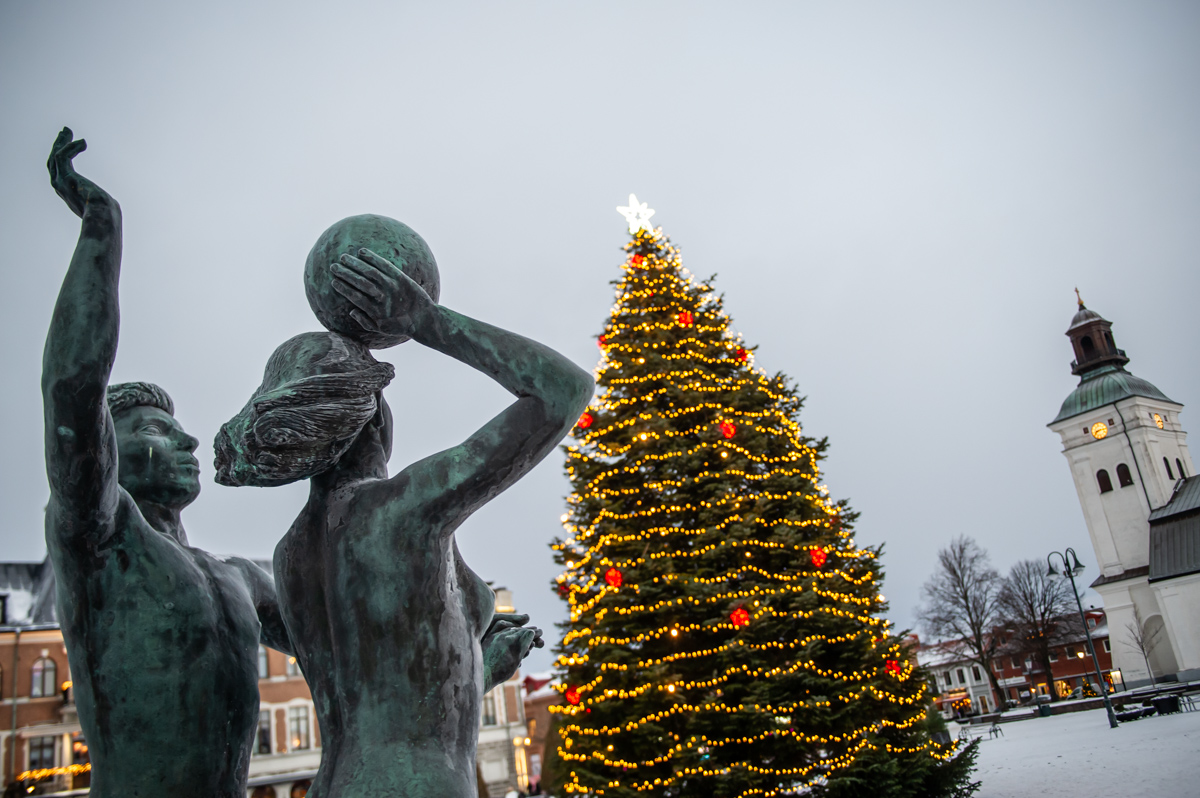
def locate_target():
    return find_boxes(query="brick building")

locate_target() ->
[918,609,1119,717]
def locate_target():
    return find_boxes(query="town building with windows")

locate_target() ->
[917,610,1116,717]
[1047,300,1200,688]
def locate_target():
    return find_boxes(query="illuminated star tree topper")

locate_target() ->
[616,193,655,233]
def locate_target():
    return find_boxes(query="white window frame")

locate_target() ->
[288,705,312,751]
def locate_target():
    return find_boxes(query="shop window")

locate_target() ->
[1116,463,1133,487]
[251,788,276,798]
[71,732,89,766]
[290,780,311,798]
[288,707,311,750]
[1096,470,1113,493]
[30,657,56,698]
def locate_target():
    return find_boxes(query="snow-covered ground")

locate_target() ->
[965,706,1200,797]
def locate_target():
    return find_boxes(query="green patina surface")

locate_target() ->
[1050,364,1175,425]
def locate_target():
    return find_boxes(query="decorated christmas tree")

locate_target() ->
[548,197,977,798]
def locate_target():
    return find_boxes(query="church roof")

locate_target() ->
[1067,306,1104,331]
[1149,477,1200,583]
[1149,476,1200,522]
[1050,364,1175,425]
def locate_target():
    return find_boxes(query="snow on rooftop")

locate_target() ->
[969,704,1200,797]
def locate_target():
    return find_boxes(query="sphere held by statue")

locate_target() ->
[304,214,441,348]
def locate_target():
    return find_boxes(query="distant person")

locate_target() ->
[42,128,292,798]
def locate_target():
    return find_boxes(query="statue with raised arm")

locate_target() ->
[41,129,292,798]
[215,214,594,797]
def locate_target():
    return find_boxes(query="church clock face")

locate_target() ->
[1154,413,1164,429]
[1091,422,1109,440]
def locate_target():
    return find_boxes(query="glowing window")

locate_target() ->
[288,706,311,750]
[1091,422,1108,440]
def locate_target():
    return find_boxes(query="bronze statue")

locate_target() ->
[41,129,292,798]
[216,215,593,796]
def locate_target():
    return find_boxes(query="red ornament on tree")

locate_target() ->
[730,607,750,627]
[810,548,827,569]
[630,254,645,266]
[557,583,570,598]
[736,347,749,362]
[719,420,737,439]
[577,412,594,430]
[597,335,607,349]
[604,567,623,588]
[885,659,901,676]
[677,310,694,326]
[565,686,581,705]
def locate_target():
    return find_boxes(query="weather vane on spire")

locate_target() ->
[1074,287,1084,307]
[616,194,655,234]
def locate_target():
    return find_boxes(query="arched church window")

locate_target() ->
[1104,331,1115,349]
[1116,464,1134,488]
[1080,335,1096,356]
[31,657,56,698]
[1177,459,1187,479]
[1164,458,1174,480]
[1096,470,1113,493]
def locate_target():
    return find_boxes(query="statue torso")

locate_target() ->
[47,493,263,798]
[275,470,495,798]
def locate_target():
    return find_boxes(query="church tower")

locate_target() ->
[1048,297,1199,687]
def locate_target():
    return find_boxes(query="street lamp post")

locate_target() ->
[1046,548,1119,730]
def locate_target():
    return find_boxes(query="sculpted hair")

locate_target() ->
[215,332,394,487]
[107,382,175,417]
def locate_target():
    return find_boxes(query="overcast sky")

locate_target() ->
[2,2,1197,673]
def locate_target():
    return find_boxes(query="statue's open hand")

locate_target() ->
[483,613,543,687]
[47,127,115,219]
[330,248,435,340]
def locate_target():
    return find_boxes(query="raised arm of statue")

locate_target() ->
[41,128,123,537]
[331,249,594,530]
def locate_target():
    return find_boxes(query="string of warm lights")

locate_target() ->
[550,220,959,797]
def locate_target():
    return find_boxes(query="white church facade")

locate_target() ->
[1048,300,1200,688]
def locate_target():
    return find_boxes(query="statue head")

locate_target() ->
[305,214,441,349]
[214,332,395,487]
[107,382,201,508]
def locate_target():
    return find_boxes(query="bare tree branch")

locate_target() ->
[996,559,1079,700]
[917,536,1005,710]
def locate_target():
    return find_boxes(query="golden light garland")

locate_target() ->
[551,224,957,797]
